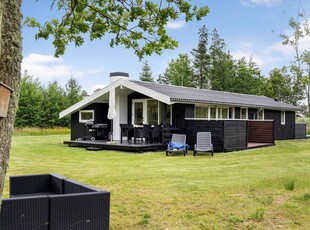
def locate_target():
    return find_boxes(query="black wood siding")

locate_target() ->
[184,120,248,152]
[295,123,306,139]
[185,120,224,152]
[264,110,295,140]
[172,103,194,129]
[70,103,109,140]
[223,120,247,151]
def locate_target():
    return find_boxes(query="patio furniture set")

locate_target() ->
[0,173,110,230]
[120,124,161,144]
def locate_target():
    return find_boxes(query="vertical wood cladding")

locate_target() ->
[185,120,224,152]
[71,103,109,140]
[223,120,247,151]
[172,103,194,129]
[248,120,274,143]
[295,123,306,139]
[264,110,295,140]
[185,120,248,152]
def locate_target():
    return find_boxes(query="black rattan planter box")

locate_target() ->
[0,173,110,230]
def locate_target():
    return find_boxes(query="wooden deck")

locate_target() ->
[63,140,166,152]
[247,142,274,149]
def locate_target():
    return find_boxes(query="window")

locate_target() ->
[281,111,285,125]
[240,108,248,119]
[147,100,158,125]
[210,107,216,119]
[195,106,209,119]
[218,107,229,119]
[229,107,235,119]
[256,108,264,120]
[79,110,94,123]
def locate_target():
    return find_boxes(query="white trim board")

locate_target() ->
[59,79,171,118]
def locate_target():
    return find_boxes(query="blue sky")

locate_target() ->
[22,0,310,93]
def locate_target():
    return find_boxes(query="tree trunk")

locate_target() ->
[0,0,22,209]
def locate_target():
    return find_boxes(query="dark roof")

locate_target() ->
[131,80,300,111]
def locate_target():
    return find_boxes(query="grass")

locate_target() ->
[13,127,70,136]
[4,134,310,229]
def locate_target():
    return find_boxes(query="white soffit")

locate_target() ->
[59,79,171,118]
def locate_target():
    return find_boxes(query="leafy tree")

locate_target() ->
[15,72,44,127]
[191,25,210,89]
[26,1,209,59]
[157,54,194,87]
[139,61,154,82]
[0,0,22,203]
[232,57,267,95]
[0,0,209,203]
[280,12,309,113]
[209,28,235,91]
[65,76,87,106]
[266,67,304,105]
[41,81,66,127]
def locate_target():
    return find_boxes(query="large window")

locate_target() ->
[195,106,209,119]
[132,99,171,125]
[240,107,248,119]
[194,105,230,120]
[79,110,94,123]
[281,111,285,125]
[147,100,158,125]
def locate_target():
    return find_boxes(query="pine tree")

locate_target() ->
[158,54,194,87]
[191,25,210,89]
[139,61,154,82]
[209,28,236,91]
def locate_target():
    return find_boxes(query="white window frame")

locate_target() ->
[79,110,94,123]
[240,107,248,120]
[256,108,264,120]
[229,107,235,119]
[281,111,285,125]
[218,107,229,120]
[195,105,209,119]
[132,99,171,125]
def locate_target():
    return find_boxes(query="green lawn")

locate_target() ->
[5,135,310,229]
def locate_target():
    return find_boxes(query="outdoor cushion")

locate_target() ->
[168,141,189,150]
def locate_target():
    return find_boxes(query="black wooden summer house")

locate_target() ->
[59,72,306,152]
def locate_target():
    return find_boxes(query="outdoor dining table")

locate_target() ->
[120,125,143,144]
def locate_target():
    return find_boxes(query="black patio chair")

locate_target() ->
[120,124,134,143]
[166,134,188,156]
[152,124,161,143]
[193,132,214,156]
[135,124,151,143]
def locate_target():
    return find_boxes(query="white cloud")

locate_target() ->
[22,53,72,80]
[23,53,63,64]
[240,0,282,7]
[166,20,186,29]
[22,53,104,83]
[232,50,266,67]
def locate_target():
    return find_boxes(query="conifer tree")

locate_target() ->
[139,61,154,82]
[191,25,210,89]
